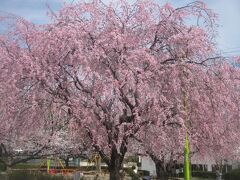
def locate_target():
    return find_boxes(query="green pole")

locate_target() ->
[181,66,191,180]
[47,159,51,173]
[184,132,190,180]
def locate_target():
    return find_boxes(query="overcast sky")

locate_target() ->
[0,0,239,56]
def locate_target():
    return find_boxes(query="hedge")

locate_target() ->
[224,168,240,180]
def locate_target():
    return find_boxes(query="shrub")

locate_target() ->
[177,171,216,178]
[13,163,39,169]
[138,170,150,176]
[7,170,70,180]
[192,171,216,178]
[124,156,138,163]
[0,163,6,171]
[224,168,240,180]
[124,167,140,180]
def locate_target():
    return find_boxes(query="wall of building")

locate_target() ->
[140,156,156,176]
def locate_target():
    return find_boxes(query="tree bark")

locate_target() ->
[109,165,122,180]
[155,160,168,180]
[64,157,69,168]
[108,147,124,180]
[97,144,126,180]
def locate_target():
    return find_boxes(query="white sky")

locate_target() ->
[0,0,239,56]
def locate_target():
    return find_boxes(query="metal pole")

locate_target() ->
[182,66,191,180]
[184,132,190,180]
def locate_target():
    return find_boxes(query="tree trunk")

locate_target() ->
[97,134,128,180]
[108,149,124,180]
[99,144,127,180]
[64,157,69,168]
[155,160,168,180]
[109,165,122,180]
